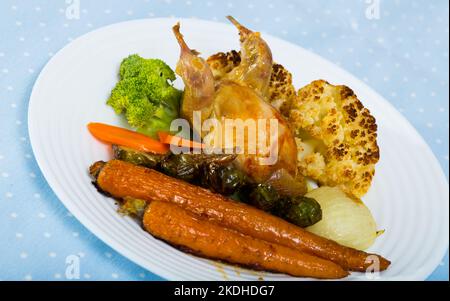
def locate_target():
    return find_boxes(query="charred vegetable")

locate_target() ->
[112,145,166,168]
[160,154,200,182]
[276,196,322,228]
[118,197,147,218]
[161,153,237,183]
[201,163,248,195]
[265,169,307,197]
[248,183,280,211]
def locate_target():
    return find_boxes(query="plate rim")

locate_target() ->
[28,17,449,281]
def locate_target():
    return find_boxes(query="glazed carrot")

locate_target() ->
[158,132,206,149]
[92,160,391,272]
[143,201,348,279]
[87,123,169,154]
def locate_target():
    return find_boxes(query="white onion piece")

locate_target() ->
[306,186,377,250]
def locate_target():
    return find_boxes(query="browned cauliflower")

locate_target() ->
[207,51,296,115]
[290,80,380,198]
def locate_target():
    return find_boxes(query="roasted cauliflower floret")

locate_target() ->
[207,50,241,79]
[207,51,296,115]
[290,80,380,198]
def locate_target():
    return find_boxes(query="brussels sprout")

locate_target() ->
[202,163,248,195]
[279,196,322,228]
[160,154,200,182]
[159,153,238,183]
[248,183,280,211]
[112,145,165,168]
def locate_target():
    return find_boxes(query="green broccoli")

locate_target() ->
[107,54,182,138]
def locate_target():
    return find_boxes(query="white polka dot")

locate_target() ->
[0,52,4,57]
[39,22,46,27]
[104,9,111,14]
[43,232,51,238]
[436,139,442,144]
[49,252,57,258]
[139,273,145,278]
[19,37,25,42]
[16,21,22,26]
[24,275,32,281]
[16,233,23,239]
[84,273,91,279]
[105,252,112,258]
[11,103,17,108]
[2,172,10,178]
[34,193,41,199]
[20,252,28,259]
[11,5,18,10]
[38,212,46,219]
[2,68,9,74]
[72,232,79,237]
[10,212,18,218]
[426,123,433,128]
[5,192,13,198]
[54,273,61,279]
[126,10,134,15]
[35,7,41,12]
[25,154,31,159]
[410,92,417,98]
[111,273,119,279]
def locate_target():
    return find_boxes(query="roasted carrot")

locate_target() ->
[143,201,348,279]
[87,123,169,154]
[92,160,391,272]
[158,132,206,149]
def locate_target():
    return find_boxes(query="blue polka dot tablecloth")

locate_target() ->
[0,0,448,281]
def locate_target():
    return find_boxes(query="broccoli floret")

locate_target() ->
[107,54,182,138]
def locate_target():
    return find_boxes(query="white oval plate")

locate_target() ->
[28,18,449,281]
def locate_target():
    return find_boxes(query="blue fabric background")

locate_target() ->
[0,0,448,281]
